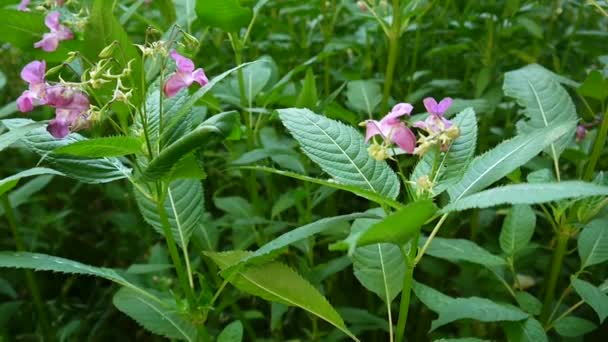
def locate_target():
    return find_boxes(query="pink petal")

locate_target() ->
[17,92,35,112]
[391,125,416,153]
[56,25,73,41]
[18,0,30,11]
[45,85,73,107]
[192,68,209,87]
[34,33,59,52]
[47,117,70,139]
[383,102,413,124]
[163,73,190,97]
[423,97,439,115]
[365,120,383,142]
[20,60,46,85]
[436,97,453,116]
[169,50,195,73]
[45,11,61,31]
[413,121,427,129]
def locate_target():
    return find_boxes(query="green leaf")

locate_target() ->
[578,218,608,269]
[0,122,45,152]
[0,175,54,217]
[174,0,197,31]
[346,80,382,115]
[571,278,608,323]
[433,108,478,194]
[504,64,577,163]
[330,200,437,254]
[242,166,403,209]
[235,61,272,104]
[443,181,608,212]
[410,148,436,195]
[112,288,197,341]
[412,281,455,312]
[3,119,131,184]
[205,251,358,341]
[553,316,597,337]
[278,108,401,200]
[295,68,318,109]
[217,321,243,342]
[135,179,205,249]
[499,205,536,256]
[447,121,574,202]
[431,297,528,331]
[195,0,252,32]
[53,136,142,157]
[514,292,542,316]
[420,237,506,267]
[0,168,63,197]
[504,318,548,342]
[579,70,608,101]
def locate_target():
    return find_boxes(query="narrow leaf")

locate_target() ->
[53,136,142,157]
[499,205,536,256]
[420,237,506,267]
[578,218,608,269]
[431,297,528,331]
[504,318,548,342]
[571,278,608,323]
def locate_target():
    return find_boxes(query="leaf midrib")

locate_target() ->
[133,295,193,342]
[526,79,559,163]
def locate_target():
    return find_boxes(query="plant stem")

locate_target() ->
[1,195,54,341]
[540,228,570,323]
[414,213,449,265]
[583,106,608,181]
[381,0,402,113]
[395,234,419,342]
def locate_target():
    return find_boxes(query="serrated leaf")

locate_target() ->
[578,218,608,269]
[352,241,405,303]
[431,297,528,331]
[504,64,577,162]
[346,80,382,115]
[205,251,358,341]
[571,278,608,323]
[447,121,574,202]
[112,288,197,341]
[0,122,44,152]
[504,318,548,342]
[420,237,506,267]
[554,316,596,337]
[135,179,204,249]
[499,205,536,256]
[278,108,401,199]
[53,136,141,157]
[217,321,243,342]
[443,181,608,212]
[196,0,252,32]
[3,119,131,184]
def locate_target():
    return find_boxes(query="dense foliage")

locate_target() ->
[0,0,608,341]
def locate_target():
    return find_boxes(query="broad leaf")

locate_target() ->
[205,251,358,341]
[578,218,608,269]
[571,278,608,323]
[579,70,608,102]
[0,122,44,152]
[504,64,577,161]
[346,80,382,115]
[553,316,596,337]
[443,181,608,212]
[447,121,574,202]
[412,281,456,313]
[217,321,243,342]
[499,205,536,256]
[420,237,506,267]
[503,318,548,342]
[195,0,252,32]
[278,108,401,200]
[431,297,528,331]
[112,288,197,341]
[53,136,142,157]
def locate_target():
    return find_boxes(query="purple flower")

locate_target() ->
[45,86,91,139]
[364,103,417,153]
[576,125,587,142]
[17,61,47,112]
[18,0,30,11]
[413,97,454,134]
[163,50,209,97]
[34,11,73,52]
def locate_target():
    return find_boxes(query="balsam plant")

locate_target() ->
[0,0,607,341]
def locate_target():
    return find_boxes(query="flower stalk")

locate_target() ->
[381,0,402,113]
[540,226,571,323]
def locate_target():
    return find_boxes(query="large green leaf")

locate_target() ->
[112,288,197,341]
[554,316,597,337]
[195,0,252,32]
[504,64,577,161]
[578,218,608,269]
[571,278,608,323]
[278,108,401,200]
[346,80,382,116]
[503,318,548,342]
[3,119,131,184]
[420,237,506,267]
[447,121,574,202]
[53,136,142,157]
[205,251,358,341]
[499,205,536,257]
[431,297,528,331]
[443,181,608,212]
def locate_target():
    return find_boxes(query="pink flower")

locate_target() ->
[163,50,209,97]
[576,125,587,142]
[18,0,30,11]
[16,61,47,112]
[34,11,73,52]
[364,103,417,153]
[45,86,91,139]
[414,97,454,134]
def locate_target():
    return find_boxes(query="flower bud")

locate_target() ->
[368,142,389,161]
[99,41,118,58]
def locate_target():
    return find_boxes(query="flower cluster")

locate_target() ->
[363,97,459,160]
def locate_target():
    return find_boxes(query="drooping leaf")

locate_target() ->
[217,321,243,342]
[53,136,142,157]
[499,205,536,256]
[0,168,63,197]
[0,175,54,217]
[112,287,197,341]
[503,318,548,342]
[447,121,574,202]
[278,108,401,200]
[346,80,382,115]
[578,218,608,269]
[504,64,577,161]
[205,251,358,341]
[420,237,506,268]
[195,0,252,32]
[443,181,608,212]
[553,316,597,337]
[571,278,608,323]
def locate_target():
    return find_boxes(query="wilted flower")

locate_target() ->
[576,125,587,142]
[18,0,30,11]
[34,11,73,52]
[364,103,417,155]
[17,61,47,112]
[45,85,91,139]
[163,50,209,97]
